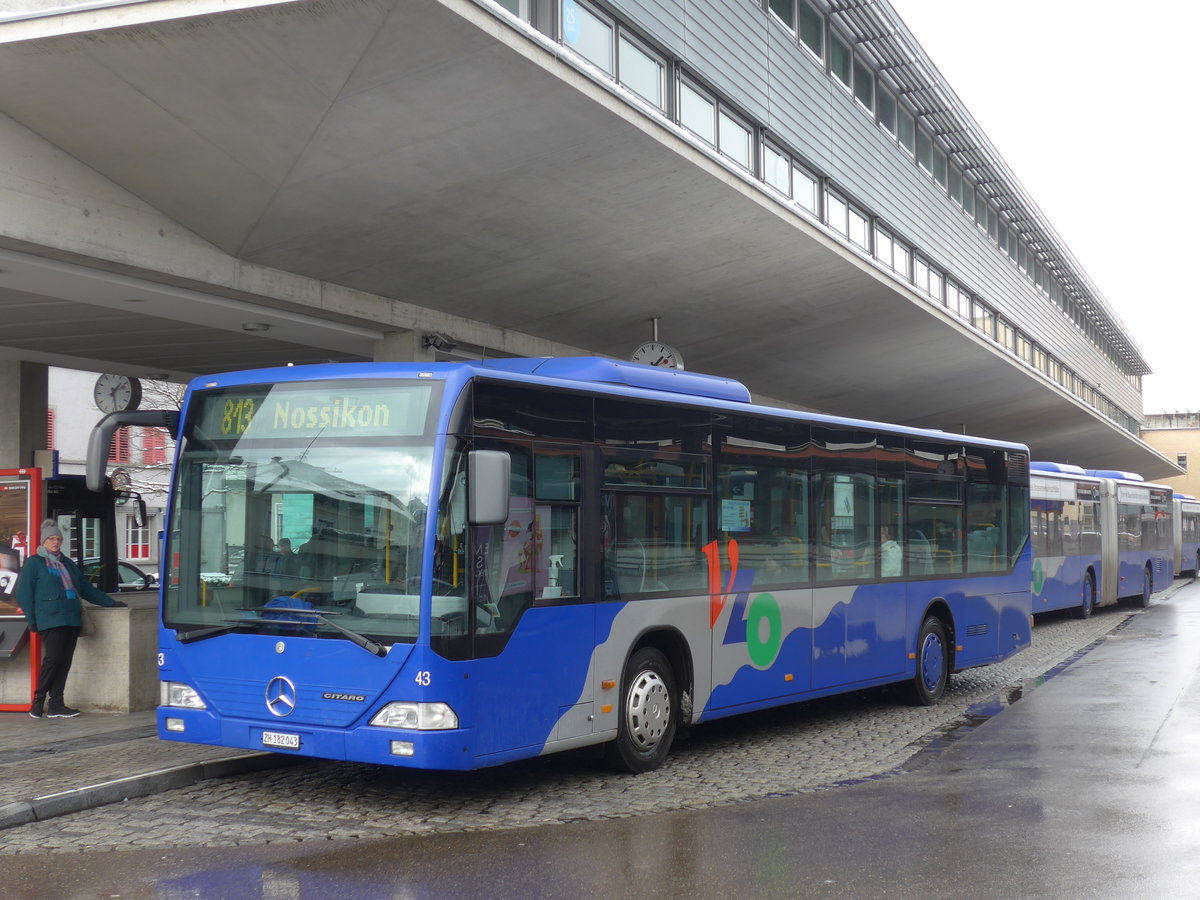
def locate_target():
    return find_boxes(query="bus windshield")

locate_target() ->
[163,379,451,644]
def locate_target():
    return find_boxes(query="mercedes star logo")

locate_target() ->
[265,675,297,718]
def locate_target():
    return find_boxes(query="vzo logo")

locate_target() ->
[703,540,783,669]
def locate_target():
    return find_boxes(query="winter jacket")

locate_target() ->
[16,553,119,632]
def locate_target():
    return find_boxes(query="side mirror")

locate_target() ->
[86,410,179,492]
[468,450,510,525]
[133,494,148,530]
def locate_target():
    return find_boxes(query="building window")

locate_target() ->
[848,206,869,251]
[893,238,910,279]
[853,59,873,111]
[933,148,947,188]
[830,33,851,88]
[142,428,167,466]
[126,516,150,560]
[494,0,530,21]
[972,301,996,338]
[768,0,795,29]
[916,129,933,173]
[793,164,818,214]
[997,317,1016,352]
[948,164,962,204]
[562,0,614,74]
[618,33,665,109]
[719,110,753,170]
[898,108,915,156]
[877,86,897,135]
[1178,454,1188,472]
[914,255,929,294]
[109,427,130,464]
[679,80,716,145]
[947,281,970,318]
[928,267,943,303]
[825,189,848,237]
[764,142,791,194]
[874,226,893,268]
[962,183,975,218]
[797,1,823,58]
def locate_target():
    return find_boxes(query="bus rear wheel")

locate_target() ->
[905,615,948,706]
[1133,565,1153,609]
[1074,570,1096,620]
[609,647,677,774]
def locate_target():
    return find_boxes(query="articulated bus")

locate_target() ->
[1031,462,1173,618]
[87,358,1032,772]
[1173,494,1200,576]
[1030,463,1103,618]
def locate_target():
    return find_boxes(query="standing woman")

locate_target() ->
[17,519,126,718]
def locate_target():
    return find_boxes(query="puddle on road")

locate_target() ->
[894,612,1142,775]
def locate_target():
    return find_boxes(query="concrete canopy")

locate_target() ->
[0,0,1175,477]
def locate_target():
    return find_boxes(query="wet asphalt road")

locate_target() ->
[3,583,1199,897]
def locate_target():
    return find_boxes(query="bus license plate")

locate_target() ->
[262,730,300,750]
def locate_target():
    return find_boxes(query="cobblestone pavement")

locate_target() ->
[0,596,1169,855]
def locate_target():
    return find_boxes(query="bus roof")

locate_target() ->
[1030,461,1088,475]
[186,358,1030,453]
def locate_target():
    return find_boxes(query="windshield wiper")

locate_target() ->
[176,621,253,643]
[247,606,388,658]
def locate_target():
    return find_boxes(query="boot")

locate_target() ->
[29,694,45,719]
[46,698,80,718]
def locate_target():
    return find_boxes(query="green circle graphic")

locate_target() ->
[746,592,783,668]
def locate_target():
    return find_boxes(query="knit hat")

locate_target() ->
[40,519,63,543]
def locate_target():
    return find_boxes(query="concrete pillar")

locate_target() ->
[0,361,48,469]
[374,330,435,363]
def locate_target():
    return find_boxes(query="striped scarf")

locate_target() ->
[37,547,78,599]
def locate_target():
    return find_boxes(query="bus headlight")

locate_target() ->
[370,702,458,730]
[160,681,207,710]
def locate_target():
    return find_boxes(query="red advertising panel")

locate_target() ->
[0,468,43,712]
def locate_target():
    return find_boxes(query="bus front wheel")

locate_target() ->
[906,616,948,706]
[609,647,677,774]
[1074,570,1096,620]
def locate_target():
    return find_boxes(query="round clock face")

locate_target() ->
[630,341,685,370]
[94,374,143,414]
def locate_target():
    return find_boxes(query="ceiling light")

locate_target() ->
[242,322,271,332]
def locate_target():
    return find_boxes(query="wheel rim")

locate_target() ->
[625,669,671,752]
[1144,570,1152,603]
[920,631,944,693]
[1082,574,1094,612]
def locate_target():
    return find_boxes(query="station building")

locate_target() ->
[0,0,1175,477]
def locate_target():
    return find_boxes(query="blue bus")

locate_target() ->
[1030,463,1103,618]
[1092,469,1174,608]
[87,358,1032,772]
[1173,494,1200,577]
[1030,462,1173,618]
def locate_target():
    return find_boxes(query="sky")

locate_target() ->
[888,0,1199,413]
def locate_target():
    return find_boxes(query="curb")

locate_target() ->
[0,752,294,831]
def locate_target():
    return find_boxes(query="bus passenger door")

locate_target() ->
[467,441,597,761]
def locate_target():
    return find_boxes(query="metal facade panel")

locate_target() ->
[616,0,687,57]
[681,0,770,123]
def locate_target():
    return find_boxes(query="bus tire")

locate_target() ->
[905,615,948,706]
[1133,565,1153,609]
[1074,569,1096,620]
[608,647,677,774]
